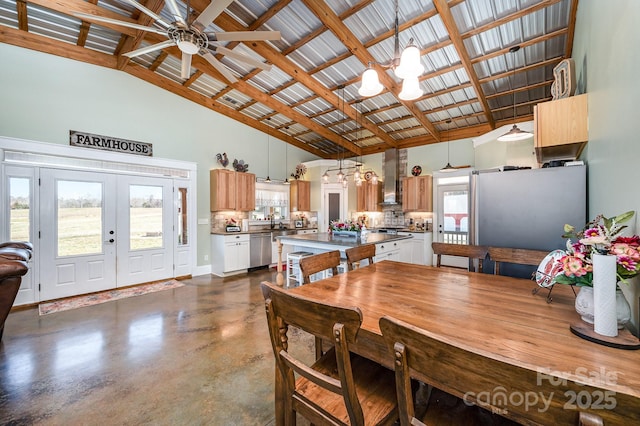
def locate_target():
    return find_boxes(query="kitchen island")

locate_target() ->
[274,232,411,285]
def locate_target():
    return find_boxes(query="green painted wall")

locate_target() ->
[573,0,640,328]
[0,44,318,266]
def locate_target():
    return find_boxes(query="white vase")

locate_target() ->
[575,286,631,329]
[592,253,618,337]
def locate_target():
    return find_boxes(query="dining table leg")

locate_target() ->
[276,240,284,286]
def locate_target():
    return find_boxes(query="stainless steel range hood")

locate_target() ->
[381,148,400,206]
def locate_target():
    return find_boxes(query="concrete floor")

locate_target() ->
[0,269,314,425]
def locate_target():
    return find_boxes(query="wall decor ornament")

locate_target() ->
[551,58,576,100]
[216,152,229,168]
[232,159,249,172]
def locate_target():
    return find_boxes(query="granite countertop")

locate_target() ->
[211,227,318,235]
[276,232,411,248]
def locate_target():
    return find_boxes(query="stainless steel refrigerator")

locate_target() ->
[470,165,587,278]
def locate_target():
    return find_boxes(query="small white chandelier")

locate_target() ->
[358,0,424,101]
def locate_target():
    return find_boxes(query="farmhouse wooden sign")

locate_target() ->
[69,131,153,156]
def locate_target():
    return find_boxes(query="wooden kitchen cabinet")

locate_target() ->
[356,181,381,212]
[290,180,310,212]
[402,175,432,212]
[210,169,255,211]
[534,93,588,163]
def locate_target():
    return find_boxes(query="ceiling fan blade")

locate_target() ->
[181,52,193,79]
[165,0,187,27]
[73,12,166,35]
[214,46,272,71]
[200,51,238,84]
[213,31,281,42]
[194,0,234,29]
[120,0,171,29]
[122,40,175,58]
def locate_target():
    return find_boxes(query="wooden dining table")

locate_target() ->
[275,261,640,425]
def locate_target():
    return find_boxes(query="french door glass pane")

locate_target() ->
[442,189,469,244]
[130,185,163,250]
[9,177,30,241]
[177,187,188,245]
[57,181,103,256]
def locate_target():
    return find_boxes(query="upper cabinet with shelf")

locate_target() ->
[290,180,310,212]
[402,175,432,212]
[534,94,588,163]
[356,181,381,212]
[210,169,255,211]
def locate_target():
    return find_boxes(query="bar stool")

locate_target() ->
[286,251,313,287]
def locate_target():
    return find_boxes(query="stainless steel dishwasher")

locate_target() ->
[250,232,271,268]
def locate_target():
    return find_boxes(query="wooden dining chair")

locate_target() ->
[379,315,524,426]
[431,242,489,272]
[488,247,549,275]
[261,281,398,426]
[299,250,341,284]
[345,244,376,271]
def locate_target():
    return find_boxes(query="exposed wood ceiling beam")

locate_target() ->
[210,9,397,151]
[76,0,98,47]
[433,0,495,130]
[300,0,441,141]
[123,63,329,158]
[16,0,28,31]
[116,0,165,70]
[166,45,362,156]
[0,24,116,68]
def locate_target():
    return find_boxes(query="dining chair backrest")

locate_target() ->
[299,250,341,284]
[431,242,489,272]
[488,247,549,275]
[261,281,398,426]
[380,315,526,426]
[345,244,376,271]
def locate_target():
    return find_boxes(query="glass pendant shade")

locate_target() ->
[497,124,533,142]
[371,173,378,185]
[398,76,423,101]
[394,44,424,79]
[358,67,384,97]
[336,169,344,181]
[342,178,348,188]
[322,171,329,183]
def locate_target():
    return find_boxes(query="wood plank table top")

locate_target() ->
[285,261,640,425]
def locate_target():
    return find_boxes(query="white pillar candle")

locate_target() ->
[592,253,618,337]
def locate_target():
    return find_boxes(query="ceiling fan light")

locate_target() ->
[177,40,199,54]
[497,124,533,142]
[358,67,383,97]
[394,44,424,79]
[398,76,423,101]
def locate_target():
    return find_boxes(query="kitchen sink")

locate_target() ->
[271,229,298,242]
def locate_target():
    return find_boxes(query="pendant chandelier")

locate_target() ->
[358,0,424,101]
[265,118,271,182]
[497,45,533,142]
[439,119,456,172]
[321,87,376,186]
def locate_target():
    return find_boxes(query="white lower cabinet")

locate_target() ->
[398,232,426,265]
[374,241,401,262]
[211,234,250,277]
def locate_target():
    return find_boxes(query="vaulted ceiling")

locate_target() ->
[0,0,578,159]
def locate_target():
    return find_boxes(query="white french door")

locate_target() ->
[40,169,117,300]
[116,176,173,286]
[39,169,174,301]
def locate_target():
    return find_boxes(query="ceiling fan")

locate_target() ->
[74,0,281,83]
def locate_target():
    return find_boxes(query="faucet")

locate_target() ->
[279,222,284,230]
[270,216,275,230]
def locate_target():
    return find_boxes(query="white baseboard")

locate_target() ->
[192,264,211,277]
